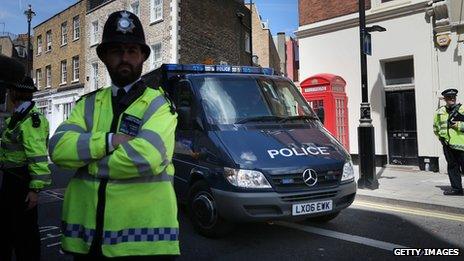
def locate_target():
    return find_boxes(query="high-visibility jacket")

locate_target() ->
[0,105,51,189]
[433,105,464,151]
[49,85,179,257]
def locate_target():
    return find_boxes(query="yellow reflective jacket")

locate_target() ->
[0,105,51,189]
[49,85,179,257]
[433,105,464,151]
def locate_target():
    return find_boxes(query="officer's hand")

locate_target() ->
[25,191,39,210]
[112,134,134,148]
[451,122,459,130]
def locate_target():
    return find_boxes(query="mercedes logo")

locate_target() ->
[302,169,318,187]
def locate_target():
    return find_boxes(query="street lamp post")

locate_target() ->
[24,4,36,77]
[357,0,385,190]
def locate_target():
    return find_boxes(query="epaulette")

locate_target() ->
[31,112,41,128]
[76,89,101,103]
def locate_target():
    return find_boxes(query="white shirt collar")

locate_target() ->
[14,101,32,113]
[111,78,141,96]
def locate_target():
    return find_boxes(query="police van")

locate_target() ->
[144,64,356,237]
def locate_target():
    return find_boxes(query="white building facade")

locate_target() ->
[297,0,464,172]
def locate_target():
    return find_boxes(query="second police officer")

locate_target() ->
[0,55,51,261]
[49,11,180,260]
[433,88,464,196]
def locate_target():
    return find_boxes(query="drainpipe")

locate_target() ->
[171,0,179,63]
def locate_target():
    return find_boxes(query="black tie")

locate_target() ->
[115,88,126,104]
[112,88,127,125]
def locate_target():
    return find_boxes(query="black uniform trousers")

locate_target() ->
[442,145,464,192]
[0,170,41,261]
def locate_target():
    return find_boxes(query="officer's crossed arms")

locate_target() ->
[48,91,176,180]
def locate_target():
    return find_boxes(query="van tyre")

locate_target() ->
[306,211,340,223]
[188,181,234,238]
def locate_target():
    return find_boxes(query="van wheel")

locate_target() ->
[188,181,234,238]
[306,211,340,223]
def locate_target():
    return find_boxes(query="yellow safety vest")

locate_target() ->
[0,105,51,189]
[49,85,179,257]
[433,105,464,151]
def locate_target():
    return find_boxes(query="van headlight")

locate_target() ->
[224,168,271,188]
[341,161,354,182]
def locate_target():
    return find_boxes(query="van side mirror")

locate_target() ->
[315,107,325,124]
[178,106,193,130]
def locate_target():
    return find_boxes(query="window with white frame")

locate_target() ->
[131,1,140,17]
[91,62,99,90]
[150,0,163,23]
[37,100,48,115]
[37,35,42,55]
[373,0,400,8]
[91,21,99,45]
[151,43,162,69]
[382,58,414,86]
[61,60,67,84]
[63,102,74,120]
[36,69,42,89]
[46,30,52,51]
[73,16,80,40]
[61,22,68,45]
[45,65,51,88]
[72,56,80,82]
[245,32,251,53]
[16,46,26,57]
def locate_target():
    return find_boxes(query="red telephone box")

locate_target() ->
[300,74,349,151]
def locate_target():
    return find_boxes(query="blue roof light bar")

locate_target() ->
[162,64,274,75]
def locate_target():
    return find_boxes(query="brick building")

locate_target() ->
[0,36,16,58]
[297,0,464,172]
[246,3,280,73]
[32,0,86,134]
[0,33,29,71]
[85,0,252,93]
[286,36,299,83]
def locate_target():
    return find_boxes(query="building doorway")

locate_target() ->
[385,90,419,165]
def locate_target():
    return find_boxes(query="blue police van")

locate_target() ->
[144,64,357,237]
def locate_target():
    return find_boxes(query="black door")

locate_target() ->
[385,90,419,165]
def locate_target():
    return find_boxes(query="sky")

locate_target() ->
[0,0,298,36]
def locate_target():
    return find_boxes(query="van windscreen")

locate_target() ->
[190,76,314,125]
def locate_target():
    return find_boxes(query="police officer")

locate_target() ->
[49,11,179,260]
[0,55,51,260]
[433,88,464,196]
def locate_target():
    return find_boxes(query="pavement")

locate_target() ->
[353,165,464,212]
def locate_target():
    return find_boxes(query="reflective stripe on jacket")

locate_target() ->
[433,105,464,151]
[0,106,51,189]
[49,86,179,257]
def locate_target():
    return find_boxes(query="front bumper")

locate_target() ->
[211,181,356,222]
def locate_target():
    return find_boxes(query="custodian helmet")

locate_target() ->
[0,55,26,90]
[16,76,38,93]
[96,10,151,60]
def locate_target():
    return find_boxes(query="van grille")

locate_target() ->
[280,190,338,203]
[270,170,341,193]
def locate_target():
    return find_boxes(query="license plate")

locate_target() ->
[292,200,333,216]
